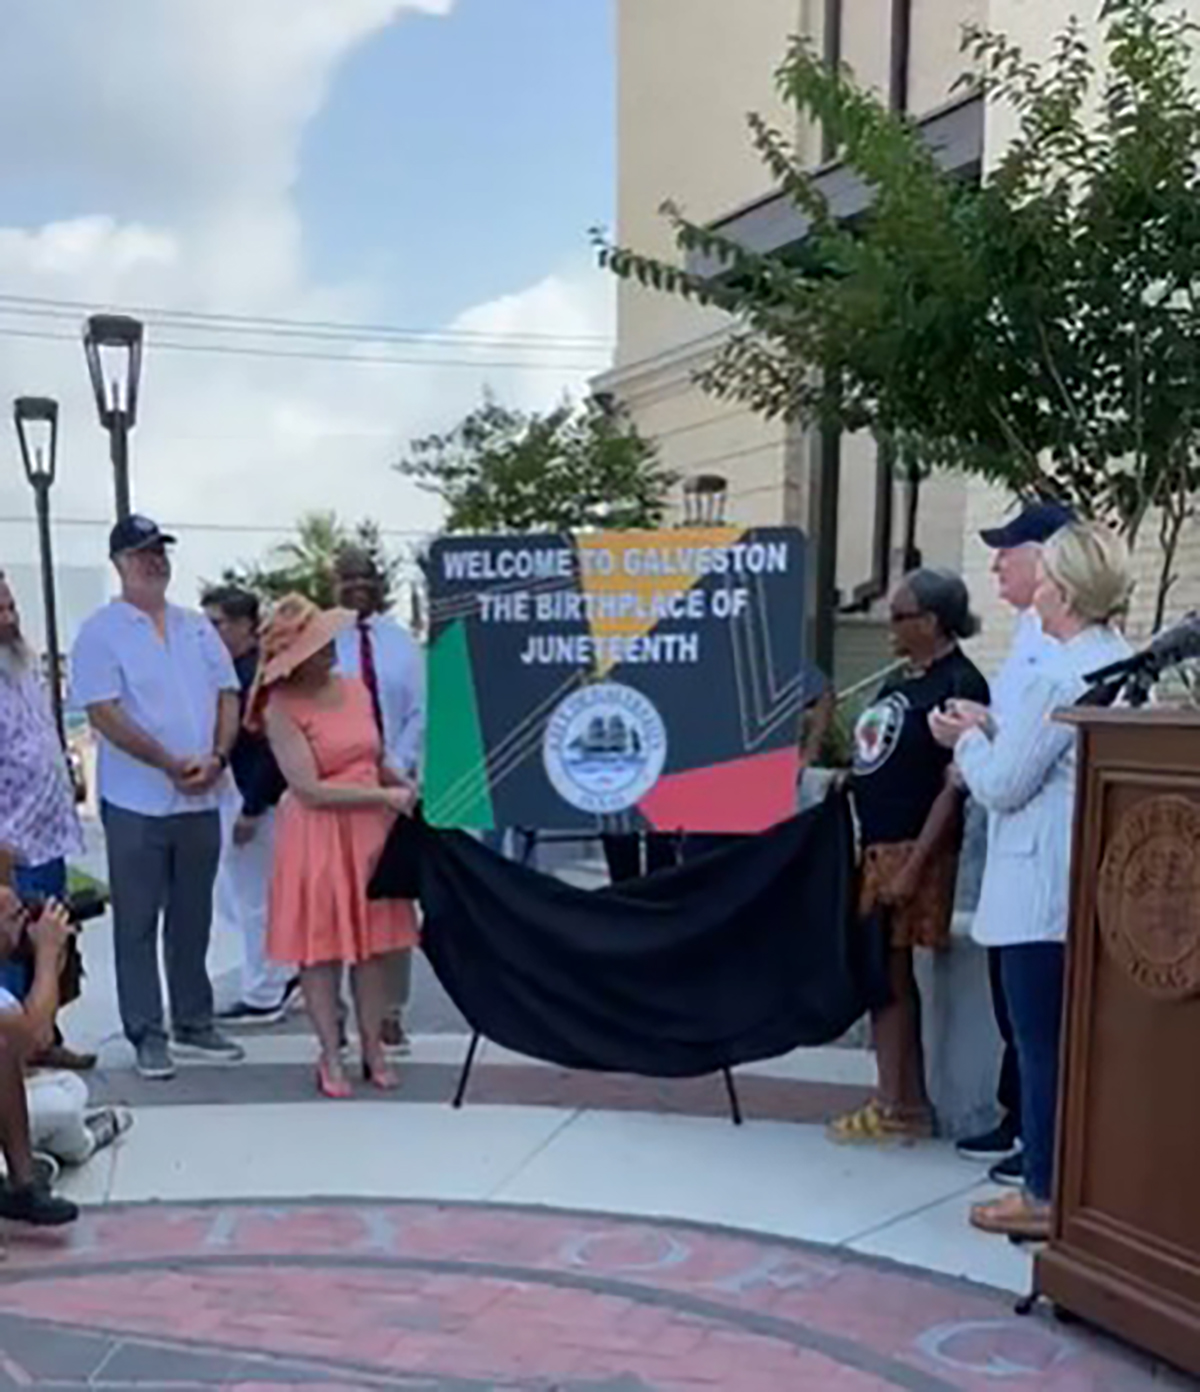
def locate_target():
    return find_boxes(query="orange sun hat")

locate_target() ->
[246,595,354,729]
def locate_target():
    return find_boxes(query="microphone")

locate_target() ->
[1085,612,1200,686]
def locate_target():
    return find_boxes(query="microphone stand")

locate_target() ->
[1077,656,1165,710]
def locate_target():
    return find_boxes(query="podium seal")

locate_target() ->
[1098,795,1200,1000]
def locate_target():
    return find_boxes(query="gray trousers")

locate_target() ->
[101,802,220,1046]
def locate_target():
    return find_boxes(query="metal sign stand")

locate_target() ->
[456,827,747,1125]
[450,1030,744,1127]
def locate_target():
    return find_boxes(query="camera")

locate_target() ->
[11,888,107,1006]
[16,887,107,928]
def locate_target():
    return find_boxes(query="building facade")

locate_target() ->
[597,0,1200,683]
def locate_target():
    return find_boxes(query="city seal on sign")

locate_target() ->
[543,682,668,815]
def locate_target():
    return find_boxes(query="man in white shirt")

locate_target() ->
[334,547,423,1051]
[71,517,246,1081]
[955,501,1071,1182]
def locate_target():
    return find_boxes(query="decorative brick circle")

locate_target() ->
[0,1202,1178,1390]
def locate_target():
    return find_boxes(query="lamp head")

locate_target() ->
[683,472,729,527]
[12,396,59,487]
[83,313,144,427]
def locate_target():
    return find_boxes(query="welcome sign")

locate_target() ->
[423,526,816,833]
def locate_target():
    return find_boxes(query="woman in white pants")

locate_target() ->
[204,587,297,1024]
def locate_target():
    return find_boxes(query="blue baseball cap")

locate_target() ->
[980,501,1074,550]
[109,514,177,558]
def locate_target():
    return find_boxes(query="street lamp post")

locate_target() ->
[12,396,65,745]
[682,473,729,527]
[82,313,144,523]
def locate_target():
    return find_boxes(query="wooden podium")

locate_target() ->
[1038,708,1200,1376]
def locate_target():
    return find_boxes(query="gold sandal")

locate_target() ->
[970,1190,1051,1241]
[827,1099,934,1146]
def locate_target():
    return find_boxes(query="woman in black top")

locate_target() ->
[829,568,989,1145]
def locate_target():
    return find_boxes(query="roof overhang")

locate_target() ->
[686,89,984,278]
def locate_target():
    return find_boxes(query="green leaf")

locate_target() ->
[393,393,677,535]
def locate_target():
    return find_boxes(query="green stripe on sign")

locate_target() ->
[424,619,495,829]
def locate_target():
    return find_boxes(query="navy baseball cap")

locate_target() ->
[109,514,177,558]
[979,501,1074,550]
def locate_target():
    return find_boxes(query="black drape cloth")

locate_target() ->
[369,791,884,1079]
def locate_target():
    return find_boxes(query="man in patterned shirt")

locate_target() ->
[0,574,94,1071]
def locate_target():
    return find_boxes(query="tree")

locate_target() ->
[396,393,677,533]
[219,511,402,609]
[595,0,1200,626]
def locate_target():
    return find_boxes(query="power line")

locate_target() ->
[0,302,610,356]
[598,326,729,380]
[652,406,776,445]
[680,438,785,475]
[0,514,431,539]
[726,479,797,504]
[0,449,789,531]
[0,291,613,350]
[0,324,607,372]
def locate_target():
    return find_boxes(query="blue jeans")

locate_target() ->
[1000,942,1066,1202]
[13,858,67,900]
[5,858,68,1000]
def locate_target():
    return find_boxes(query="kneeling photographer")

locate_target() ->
[0,887,129,1224]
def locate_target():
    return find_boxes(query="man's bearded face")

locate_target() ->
[0,584,20,649]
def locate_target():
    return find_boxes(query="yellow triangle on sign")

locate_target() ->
[574,527,744,676]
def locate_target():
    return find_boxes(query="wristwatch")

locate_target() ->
[214,751,230,771]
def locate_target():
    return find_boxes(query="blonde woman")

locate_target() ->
[930,522,1132,1240]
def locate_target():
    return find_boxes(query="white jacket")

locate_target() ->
[989,608,1057,724]
[957,625,1130,948]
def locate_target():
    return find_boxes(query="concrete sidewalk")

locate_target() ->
[57,824,1033,1298]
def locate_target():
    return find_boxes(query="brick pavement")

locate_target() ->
[0,1202,1187,1391]
[89,1059,872,1123]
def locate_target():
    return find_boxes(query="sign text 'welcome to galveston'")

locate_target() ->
[423,526,814,834]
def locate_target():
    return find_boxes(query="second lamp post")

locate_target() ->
[12,397,65,744]
[83,313,144,524]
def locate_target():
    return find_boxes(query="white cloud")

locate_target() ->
[0,0,454,217]
[0,0,614,638]
[0,219,179,282]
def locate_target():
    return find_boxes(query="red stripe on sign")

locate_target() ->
[638,746,801,834]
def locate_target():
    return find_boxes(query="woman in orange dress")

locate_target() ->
[248,596,418,1098]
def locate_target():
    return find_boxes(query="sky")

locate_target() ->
[0,0,616,634]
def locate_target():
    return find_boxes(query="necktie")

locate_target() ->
[358,619,385,737]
